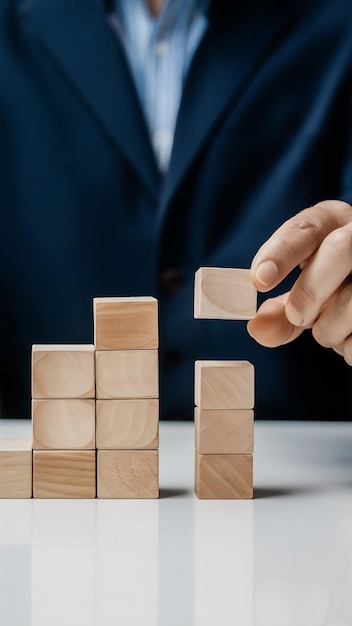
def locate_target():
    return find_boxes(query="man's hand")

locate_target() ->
[247,200,352,365]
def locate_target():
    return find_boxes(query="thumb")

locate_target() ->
[247,293,306,347]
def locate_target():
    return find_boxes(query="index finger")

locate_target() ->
[250,200,352,292]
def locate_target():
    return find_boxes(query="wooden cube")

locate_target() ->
[32,399,96,450]
[33,450,96,498]
[96,399,159,449]
[194,267,257,320]
[95,350,159,400]
[97,450,159,499]
[195,407,254,454]
[94,297,158,350]
[32,345,95,399]
[195,453,253,499]
[195,360,254,409]
[0,439,32,498]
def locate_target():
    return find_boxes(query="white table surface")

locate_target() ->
[1,418,352,626]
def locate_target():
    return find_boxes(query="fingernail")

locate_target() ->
[286,303,304,326]
[255,261,278,287]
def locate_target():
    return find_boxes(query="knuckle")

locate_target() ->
[300,200,352,236]
[316,199,352,214]
[311,323,330,347]
[336,281,352,316]
[292,210,325,238]
[294,280,317,309]
[325,225,352,256]
[333,344,344,357]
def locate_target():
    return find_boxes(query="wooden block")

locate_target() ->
[95,350,159,399]
[0,439,32,498]
[32,399,96,450]
[96,399,159,449]
[195,360,254,409]
[33,450,96,498]
[195,407,254,454]
[195,453,253,499]
[194,267,257,319]
[93,296,158,350]
[32,345,95,399]
[97,450,159,499]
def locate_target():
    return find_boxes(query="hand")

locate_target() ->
[247,200,352,365]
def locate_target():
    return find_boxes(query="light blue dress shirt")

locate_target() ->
[110,0,209,172]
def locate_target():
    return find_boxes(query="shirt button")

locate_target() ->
[159,268,183,295]
[155,40,169,57]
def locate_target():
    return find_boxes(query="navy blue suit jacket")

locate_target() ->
[1,0,351,419]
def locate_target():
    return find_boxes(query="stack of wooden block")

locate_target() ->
[94,297,159,499]
[194,267,257,499]
[0,295,159,499]
[194,360,255,498]
[32,344,96,498]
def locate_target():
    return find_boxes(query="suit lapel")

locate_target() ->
[18,0,160,198]
[18,0,292,208]
[160,3,291,213]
